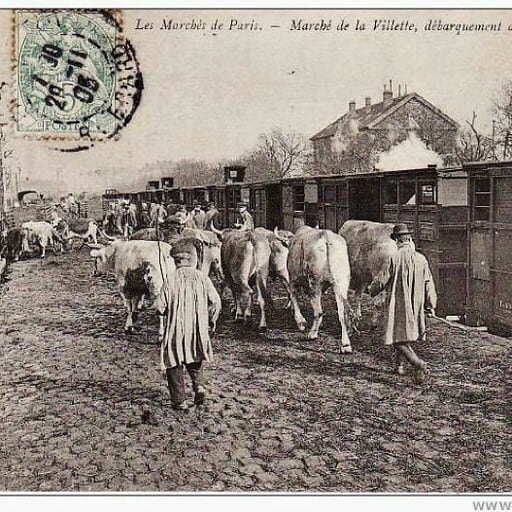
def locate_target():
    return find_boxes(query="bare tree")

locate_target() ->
[492,81,512,159]
[455,112,495,163]
[244,129,310,180]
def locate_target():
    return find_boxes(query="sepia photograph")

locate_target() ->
[0,5,510,502]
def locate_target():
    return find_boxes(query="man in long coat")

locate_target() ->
[160,242,222,410]
[384,223,437,383]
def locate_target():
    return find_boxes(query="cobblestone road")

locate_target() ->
[0,251,510,492]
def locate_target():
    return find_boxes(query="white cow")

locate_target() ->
[22,221,65,258]
[287,225,353,353]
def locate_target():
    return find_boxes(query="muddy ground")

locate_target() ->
[0,250,510,492]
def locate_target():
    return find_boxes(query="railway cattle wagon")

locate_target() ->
[249,180,283,229]
[190,186,208,205]
[182,187,194,206]
[380,166,468,318]
[102,189,121,212]
[316,175,349,231]
[82,195,104,222]
[466,161,512,335]
[225,182,251,228]
[281,177,319,231]
[207,185,227,228]
[163,188,181,204]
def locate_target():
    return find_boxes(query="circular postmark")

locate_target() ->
[14,10,143,151]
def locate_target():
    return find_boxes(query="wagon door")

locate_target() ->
[467,174,492,326]
[266,183,283,229]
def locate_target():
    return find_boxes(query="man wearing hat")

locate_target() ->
[191,201,206,230]
[234,202,254,231]
[384,223,437,383]
[204,201,221,231]
[160,242,222,410]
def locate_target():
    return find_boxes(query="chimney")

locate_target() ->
[398,84,402,97]
[383,82,393,106]
[349,100,356,113]
[365,97,371,114]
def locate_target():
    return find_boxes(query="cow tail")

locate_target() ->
[248,233,274,308]
[368,264,391,298]
[323,231,356,332]
[192,238,205,271]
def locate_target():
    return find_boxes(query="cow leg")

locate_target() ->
[254,279,267,333]
[137,294,145,311]
[121,293,135,333]
[131,296,141,324]
[353,284,364,320]
[234,289,244,321]
[289,284,307,332]
[242,288,252,323]
[307,289,324,340]
[40,242,46,258]
[371,291,387,327]
[211,260,225,284]
[333,285,352,353]
[281,277,293,309]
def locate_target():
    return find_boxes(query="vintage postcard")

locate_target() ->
[0,7,510,502]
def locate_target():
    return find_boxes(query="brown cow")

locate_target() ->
[5,228,27,262]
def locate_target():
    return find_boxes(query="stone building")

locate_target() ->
[310,83,459,174]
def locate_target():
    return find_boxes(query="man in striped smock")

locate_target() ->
[160,241,221,411]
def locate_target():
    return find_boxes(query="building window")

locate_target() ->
[293,185,305,211]
[474,176,491,222]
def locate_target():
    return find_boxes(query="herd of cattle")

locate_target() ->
[0,212,402,352]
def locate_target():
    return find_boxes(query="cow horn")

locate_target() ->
[84,242,104,249]
[273,226,288,243]
[98,229,117,241]
[210,222,223,236]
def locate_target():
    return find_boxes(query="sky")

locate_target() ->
[2,8,512,195]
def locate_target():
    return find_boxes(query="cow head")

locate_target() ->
[273,227,294,248]
[87,242,116,276]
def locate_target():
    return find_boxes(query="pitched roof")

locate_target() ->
[310,93,459,141]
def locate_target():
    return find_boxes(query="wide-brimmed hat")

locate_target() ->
[390,223,413,240]
[206,201,215,208]
[237,202,248,208]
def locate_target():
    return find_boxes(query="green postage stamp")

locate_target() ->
[14,10,142,145]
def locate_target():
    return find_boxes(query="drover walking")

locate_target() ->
[160,242,222,410]
[384,223,437,383]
